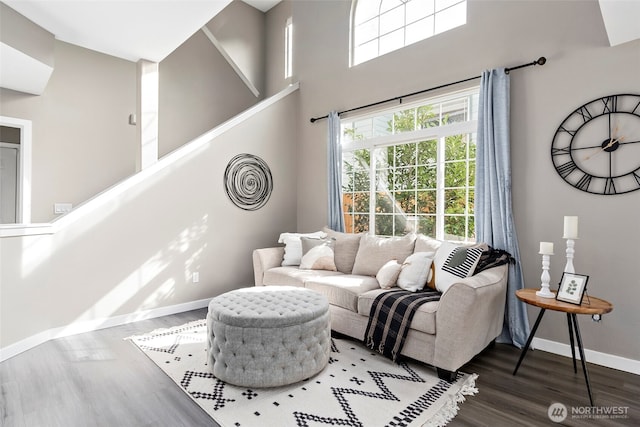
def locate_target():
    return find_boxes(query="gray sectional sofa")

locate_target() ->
[252,228,508,380]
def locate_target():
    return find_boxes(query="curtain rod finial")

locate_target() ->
[310,118,317,123]
[536,57,546,66]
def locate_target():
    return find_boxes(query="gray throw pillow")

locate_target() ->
[322,227,362,274]
[300,237,337,271]
[351,233,416,276]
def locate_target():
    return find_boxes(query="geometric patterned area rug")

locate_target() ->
[128,319,478,427]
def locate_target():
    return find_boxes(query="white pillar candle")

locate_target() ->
[539,241,554,255]
[563,216,578,239]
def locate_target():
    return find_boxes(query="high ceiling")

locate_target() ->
[2,0,636,65]
[1,0,281,63]
[243,0,281,13]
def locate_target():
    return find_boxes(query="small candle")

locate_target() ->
[539,242,554,255]
[563,216,578,239]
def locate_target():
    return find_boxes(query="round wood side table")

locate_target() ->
[512,288,613,406]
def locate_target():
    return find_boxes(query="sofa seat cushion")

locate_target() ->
[304,275,380,312]
[263,267,343,287]
[357,288,438,335]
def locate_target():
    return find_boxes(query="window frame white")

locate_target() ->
[340,88,478,241]
[350,0,467,67]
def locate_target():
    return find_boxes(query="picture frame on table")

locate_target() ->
[556,272,589,305]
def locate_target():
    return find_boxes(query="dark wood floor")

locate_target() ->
[456,341,639,426]
[1,308,638,426]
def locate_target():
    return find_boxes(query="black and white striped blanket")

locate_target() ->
[364,289,442,363]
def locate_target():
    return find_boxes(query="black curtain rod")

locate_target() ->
[309,56,546,123]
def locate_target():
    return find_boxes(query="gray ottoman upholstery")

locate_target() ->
[206,286,330,387]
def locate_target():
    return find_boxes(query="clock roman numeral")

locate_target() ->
[557,160,577,178]
[558,126,576,136]
[604,177,617,194]
[577,106,592,123]
[551,147,570,156]
[575,173,592,191]
[602,95,618,114]
[633,100,640,115]
[633,171,640,187]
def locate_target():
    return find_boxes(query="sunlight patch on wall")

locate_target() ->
[21,234,52,278]
[138,277,176,312]
[71,250,171,325]
[66,215,209,329]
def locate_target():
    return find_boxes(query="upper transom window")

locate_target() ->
[351,0,467,66]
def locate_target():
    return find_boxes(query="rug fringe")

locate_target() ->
[422,373,479,427]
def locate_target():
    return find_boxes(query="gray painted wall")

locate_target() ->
[207,0,266,97]
[270,0,639,361]
[1,0,637,366]
[1,3,267,222]
[0,2,54,67]
[0,89,299,349]
[158,28,259,157]
[0,41,137,223]
[265,0,293,97]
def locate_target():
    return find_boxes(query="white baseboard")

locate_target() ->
[531,337,640,375]
[0,298,211,362]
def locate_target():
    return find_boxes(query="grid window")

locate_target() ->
[351,0,467,66]
[341,89,478,242]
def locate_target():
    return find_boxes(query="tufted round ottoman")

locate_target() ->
[206,286,330,387]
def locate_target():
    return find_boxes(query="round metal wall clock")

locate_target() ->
[551,93,640,195]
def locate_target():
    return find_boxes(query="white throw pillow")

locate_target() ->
[397,252,435,292]
[376,260,403,289]
[299,237,337,271]
[414,234,442,253]
[278,231,326,266]
[433,242,484,293]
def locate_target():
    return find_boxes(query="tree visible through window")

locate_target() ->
[351,0,467,66]
[341,89,478,242]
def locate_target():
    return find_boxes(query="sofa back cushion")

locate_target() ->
[322,227,362,274]
[351,233,416,276]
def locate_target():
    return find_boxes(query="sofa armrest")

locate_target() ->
[433,265,508,371]
[253,247,285,285]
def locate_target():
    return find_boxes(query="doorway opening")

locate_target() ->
[0,117,32,224]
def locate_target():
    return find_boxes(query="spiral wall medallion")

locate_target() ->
[224,153,273,211]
